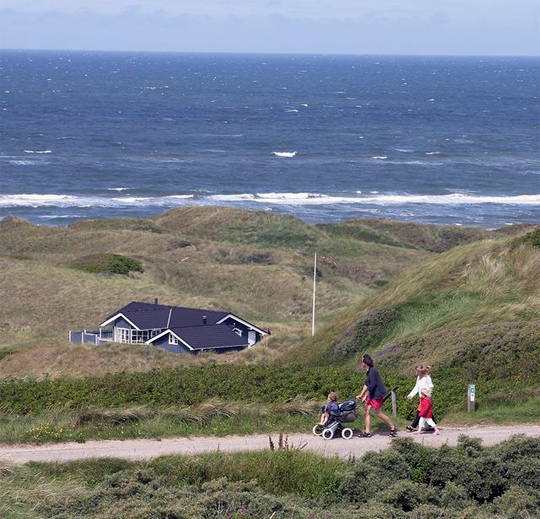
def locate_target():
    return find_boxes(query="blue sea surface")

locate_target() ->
[0,50,539,227]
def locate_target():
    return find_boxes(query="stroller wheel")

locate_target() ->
[322,428,335,440]
[341,427,354,440]
[312,424,324,436]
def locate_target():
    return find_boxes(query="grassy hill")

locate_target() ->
[0,209,535,381]
[0,208,443,378]
[0,209,538,443]
[285,227,540,422]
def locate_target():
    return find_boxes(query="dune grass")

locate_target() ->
[0,208,434,377]
[287,232,540,370]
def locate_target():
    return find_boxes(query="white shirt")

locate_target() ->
[408,375,433,399]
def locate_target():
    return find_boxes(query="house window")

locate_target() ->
[117,328,130,343]
[169,334,179,345]
[131,330,151,343]
[233,327,242,337]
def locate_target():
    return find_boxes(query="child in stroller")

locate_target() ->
[313,392,357,440]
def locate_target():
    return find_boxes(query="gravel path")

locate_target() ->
[1,425,539,465]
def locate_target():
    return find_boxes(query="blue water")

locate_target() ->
[1,50,539,228]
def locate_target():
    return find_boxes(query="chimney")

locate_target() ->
[203,315,207,325]
[154,298,159,305]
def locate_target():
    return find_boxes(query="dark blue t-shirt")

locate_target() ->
[365,366,387,399]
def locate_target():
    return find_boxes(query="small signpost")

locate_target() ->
[468,384,476,412]
[391,390,397,417]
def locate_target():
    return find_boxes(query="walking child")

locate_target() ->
[412,367,440,435]
[406,364,437,432]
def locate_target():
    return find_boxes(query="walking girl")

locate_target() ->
[410,365,440,435]
[406,364,437,432]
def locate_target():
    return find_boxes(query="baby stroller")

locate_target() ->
[312,399,357,440]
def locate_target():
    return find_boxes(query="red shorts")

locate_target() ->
[419,397,433,418]
[365,397,384,409]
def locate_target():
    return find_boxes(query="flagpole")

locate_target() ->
[312,253,317,337]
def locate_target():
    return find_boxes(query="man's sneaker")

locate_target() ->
[357,432,372,438]
[406,425,414,432]
[390,428,398,437]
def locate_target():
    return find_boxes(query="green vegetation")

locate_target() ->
[2,435,539,518]
[0,207,436,378]
[70,253,145,275]
[0,209,538,443]
[0,209,538,517]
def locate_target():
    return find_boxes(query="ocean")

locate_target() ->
[0,50,539,228]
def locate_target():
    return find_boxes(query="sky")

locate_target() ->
[0,0,539,56]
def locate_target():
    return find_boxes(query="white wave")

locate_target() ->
[272,151,297,158]
[208,192,540,207]
[372,156,387,160]
[38,214,82,219]
[301,103,308,107]
[24,150,52,154]
[107,187,129,191]
[396,149,414,153]
[425,151,441,155]
[285,109,299,113]
[9,160,36,166]
[257,192,326,200]
[207,194,257,202]
[1,193,539,210]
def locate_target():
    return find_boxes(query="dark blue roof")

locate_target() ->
[103,301,229,329]
[172,325,249,350]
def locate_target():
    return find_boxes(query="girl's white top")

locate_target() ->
[408,375,433,398]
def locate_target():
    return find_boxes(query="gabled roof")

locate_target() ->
[147,325,250,351]
[100,301,229,329]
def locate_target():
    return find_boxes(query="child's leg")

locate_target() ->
[424,418,440,434]
[414,417,426,434]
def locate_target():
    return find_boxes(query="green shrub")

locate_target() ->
[379,480,437,512]
[339,449,412,503]
[438,481,471,509]
[429,445,468,487]
[334,308,399,357]
[519,228,540,248]
[491,485,540,519]
[70,253,144,275]
[459,455,508,503]
[389,438,434,484]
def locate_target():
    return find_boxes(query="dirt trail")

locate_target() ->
[1,425,539,465]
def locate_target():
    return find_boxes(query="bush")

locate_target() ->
[491,486,540,519]
[519,228,540,248]
[459,455,508,503]
[334,308,399,357]
[379,480,436,512]
[339,449,411,503]
[70,253,144,275]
